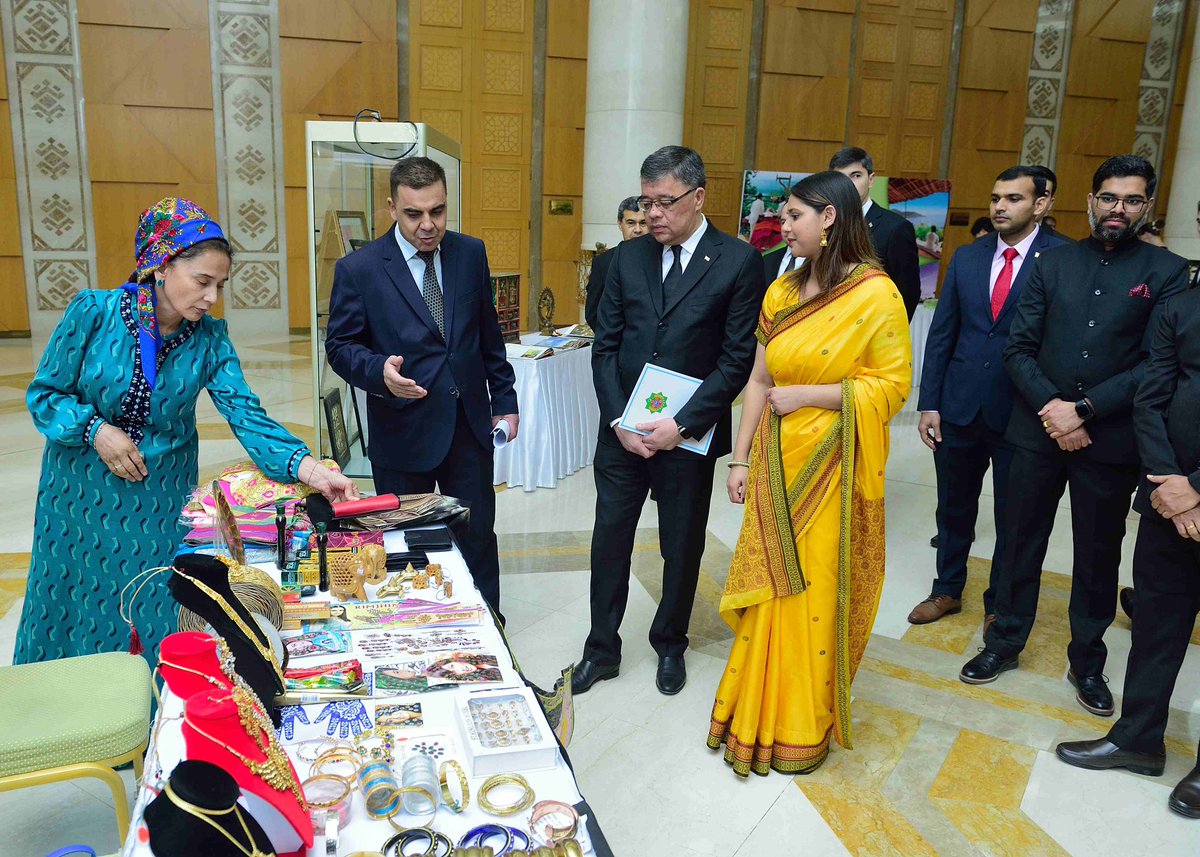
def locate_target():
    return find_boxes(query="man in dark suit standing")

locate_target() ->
[573,146,766,696]
[1055,283,1200,817]
[912,166,1067,626]
[584,196,647,330]
[325,157,518,614]
[829,146,922,319]
[960,155,1189,717]
[1028,165,1059,235]
[760,227,802,286]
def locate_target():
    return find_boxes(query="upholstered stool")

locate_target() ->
[0,652,152,842]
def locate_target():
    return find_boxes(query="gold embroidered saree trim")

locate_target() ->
[762,408,807,596]
[765,264,882,343]
[834,377,856,749]
[707,717,831,777]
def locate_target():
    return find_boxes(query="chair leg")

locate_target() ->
[133,748,144,783]
[84,763,132,843]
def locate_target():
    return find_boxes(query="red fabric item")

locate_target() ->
[182,693,312,849]
[159,632,232,699]
[991,247,1019,321]
[331,494,400,517]
[128,624,144,656]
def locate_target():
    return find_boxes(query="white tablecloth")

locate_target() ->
[122,530,604,856]
[909,301,936,389]
[494,337,599,492]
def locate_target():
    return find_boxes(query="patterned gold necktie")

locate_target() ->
[416,250,444,337]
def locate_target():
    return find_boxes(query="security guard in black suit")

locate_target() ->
[584,196,647,331]
[1056,283,1200,817]
[961,156,1189,716]
[829,147,922,320]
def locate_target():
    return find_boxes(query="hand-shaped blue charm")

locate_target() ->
[278,705,310,740]
[315,699,372,737]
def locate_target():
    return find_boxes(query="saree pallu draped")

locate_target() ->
[707,264,911,776]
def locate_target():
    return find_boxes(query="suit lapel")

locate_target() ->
[439,232,457,342]
[662,224,721,317]
[382,235,442,339]
[643,238,664,318]
[865,201,878,231]
[976,234,997,322]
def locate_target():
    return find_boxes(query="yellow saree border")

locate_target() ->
[833,377,856,749]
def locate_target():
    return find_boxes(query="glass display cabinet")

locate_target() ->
[305,121,462,478]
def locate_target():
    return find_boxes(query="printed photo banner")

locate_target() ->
[739,170,952,300]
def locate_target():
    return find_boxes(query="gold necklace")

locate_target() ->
[184,705,306,808]
[173,568,285,684]
[163,780,274,857]
[160,652,271,753]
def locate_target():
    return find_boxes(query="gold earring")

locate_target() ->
[820,228,828,247]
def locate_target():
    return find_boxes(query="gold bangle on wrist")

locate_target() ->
[478,772,535,816]
[727,460,750,468]
[439,759,470,813]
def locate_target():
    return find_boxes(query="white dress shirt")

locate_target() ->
[660,215,708,281]
[777,249,804,280]
[988,225,1040,297]
[394,224,444,296]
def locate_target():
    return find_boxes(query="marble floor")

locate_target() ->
[2,330,1200,856]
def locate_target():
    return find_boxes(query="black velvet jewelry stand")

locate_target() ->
[145,759,274,856]
[168,553,284,724]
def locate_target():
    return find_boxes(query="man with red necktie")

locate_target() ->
[913,166,1066,627]
[961,155,1189,717]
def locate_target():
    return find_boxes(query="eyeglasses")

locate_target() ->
[1094,193,1148,212]
[637,187,698,212]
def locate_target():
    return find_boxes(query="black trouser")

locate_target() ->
[583,439,717,665]
[1108,513,1200,754]
[983,446,1138,676]
[931,413,1014,611]
[372,404,501,616]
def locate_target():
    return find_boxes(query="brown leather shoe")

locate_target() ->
[907,594,962,625]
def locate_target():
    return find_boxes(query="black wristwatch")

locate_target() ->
[677,422,694,440]
[1074,398,1095,422]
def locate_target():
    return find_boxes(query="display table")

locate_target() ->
[494,336,599,492]
[910,301,936,389]
[123,529,610,856]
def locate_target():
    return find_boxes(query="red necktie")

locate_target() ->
[991,247,1019,321]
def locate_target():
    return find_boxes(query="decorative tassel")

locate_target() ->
[129,623,144,656]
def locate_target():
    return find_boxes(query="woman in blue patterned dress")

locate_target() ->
[16,198,357,665]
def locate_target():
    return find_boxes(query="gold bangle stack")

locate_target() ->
[438,759,469,813]
[477,772,535,816]
[310,750,360,788]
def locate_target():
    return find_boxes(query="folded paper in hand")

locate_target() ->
[618,363,714,456]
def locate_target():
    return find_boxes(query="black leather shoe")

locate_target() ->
[1119,587,1135,622]
[1170,766,1200,818]
[1055,737,1165,776]
[571,659,619,694]
[656,656,686,695]
[1068,671,1114,717]
[959,649,1018,684]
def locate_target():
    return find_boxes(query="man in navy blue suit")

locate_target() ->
[325,157,518,614]
[910,166,1066,626]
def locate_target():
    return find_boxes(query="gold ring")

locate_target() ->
[1042,420,1049,427]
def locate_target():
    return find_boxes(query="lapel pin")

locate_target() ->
[704,255,710,262]
[1034,251,1040,258]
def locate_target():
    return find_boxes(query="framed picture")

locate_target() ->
[337,210,369,251]
[348,238,368,252]
[323,389,352,468]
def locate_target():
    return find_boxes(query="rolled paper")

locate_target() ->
[332,494,400,518]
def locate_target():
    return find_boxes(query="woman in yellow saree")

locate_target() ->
[707,171,912,776]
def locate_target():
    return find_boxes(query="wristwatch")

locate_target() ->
[676,422,693,440]
[1074,398,1095,422]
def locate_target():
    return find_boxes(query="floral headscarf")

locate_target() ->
[110,198,226,444]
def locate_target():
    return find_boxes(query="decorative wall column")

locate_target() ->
[1133,0,1186,176]
[1,0,98,343]
[1019,0,1075,166]
[1165,4,1200,259]
[209,0,288,336]
[581,0,689,250]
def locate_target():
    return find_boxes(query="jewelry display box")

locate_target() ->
[454,686,560,776]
